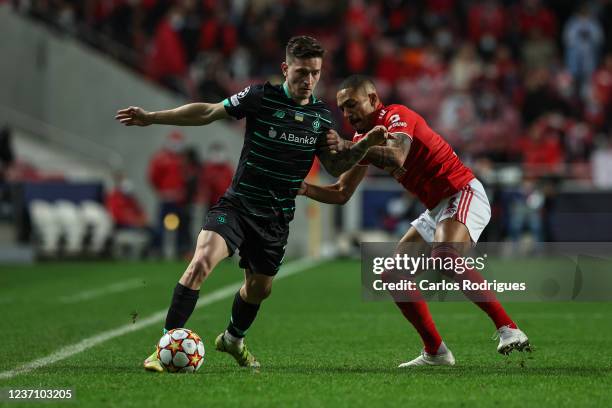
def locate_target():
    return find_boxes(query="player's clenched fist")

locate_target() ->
[324,129,350,155]
[365,125,388,147]
[115,106,152,126]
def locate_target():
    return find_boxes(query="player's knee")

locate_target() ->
[260,284,272,300]
[255,284,272,301]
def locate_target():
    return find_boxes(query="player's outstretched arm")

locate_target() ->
[317,126,387,177]
[115,102,230,127]
[298,165,368,205]
[364,132,412,178]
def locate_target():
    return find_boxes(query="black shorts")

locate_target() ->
[203,199,289,276]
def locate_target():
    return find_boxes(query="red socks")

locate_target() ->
[383,244,518,355]
[431,244,517,329]
[382,270,442,354]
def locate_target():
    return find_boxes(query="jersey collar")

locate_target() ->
[282,81,318,104]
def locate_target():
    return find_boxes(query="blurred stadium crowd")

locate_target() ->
[11,0,612,181]
[2,0,612,253]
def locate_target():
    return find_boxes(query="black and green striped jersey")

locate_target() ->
[221,82,334,222]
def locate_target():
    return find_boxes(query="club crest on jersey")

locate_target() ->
[294,112,304,122]
[216,214,227,224]
[312,118,321,131]
[268,127,277,138]
[273,110,286,119]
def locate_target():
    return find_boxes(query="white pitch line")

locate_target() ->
[0,258,323,381]
[58,278,145,303]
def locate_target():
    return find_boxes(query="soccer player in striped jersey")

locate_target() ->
[300,75,530,367]
[116,37,385,371]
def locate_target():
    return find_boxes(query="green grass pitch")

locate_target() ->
[0,259,611,407]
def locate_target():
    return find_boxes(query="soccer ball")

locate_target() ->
[157,328,205,373]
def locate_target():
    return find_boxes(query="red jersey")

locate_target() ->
[148,149,185,202]
[353,104,474,209]
[105,189,147,228]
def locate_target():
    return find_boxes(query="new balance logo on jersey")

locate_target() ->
[273,110,286,119]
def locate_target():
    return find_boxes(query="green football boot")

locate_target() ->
[143,349,165,373]
[215,332,260,369]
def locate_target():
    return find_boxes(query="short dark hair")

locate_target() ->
[286,36,325,61]
[339,75,376,92]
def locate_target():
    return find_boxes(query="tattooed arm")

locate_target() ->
[364,132,412,179]
[317,126,388,177]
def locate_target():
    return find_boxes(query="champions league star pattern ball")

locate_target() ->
[157,328,205,373]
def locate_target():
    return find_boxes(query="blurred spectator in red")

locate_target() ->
[336,26,373,76]
[344,0,376,39]
[426,0,457,20]
[106,171,152,258]
[145,4,188,93]
[199,5,237,57]
[515,0,557,38]
[518,119,564,177]
[106,173,147,229]
[149,131,185,203]
[467,0,507,55]
[380,0,412,39]
[199,143,233,209]
[148,131,187,252]
[373,39,401,85]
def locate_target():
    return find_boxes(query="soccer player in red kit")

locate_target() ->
[300,75,530,367]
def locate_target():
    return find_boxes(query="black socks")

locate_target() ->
[226,291,261,338]
[164,283,200,331]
